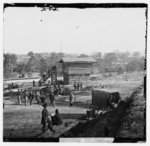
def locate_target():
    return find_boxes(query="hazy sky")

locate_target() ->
[3,7,146,55]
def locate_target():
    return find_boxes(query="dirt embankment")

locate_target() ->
[116,84,146,141]
[60,84,146,142]
[61,100,130,137]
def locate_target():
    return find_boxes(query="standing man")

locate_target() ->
[41,92,46,104]
[78,81,82,91]
[48,80,51,86]
[10,90,13,100]
[49,90,52,105]
[77,82,79,91]
[50,91,55,107]
[69,91,74,107]
[17,89,22,104]
[36,90,41,104]
[20,89,23,103]
[80,82,82,91]
[41,103,49,132]
[29,90,34,105]
[24,90,28,106]
[57,83,61,95]
[33,80,35,87]
[74,81,76,91]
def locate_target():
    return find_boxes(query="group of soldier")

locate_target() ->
[14,81,65,133]
[17,86,57,107]
[17,89,44,106]
[9,80,81,133]
[73,81,82,91]
[17,81,75,108]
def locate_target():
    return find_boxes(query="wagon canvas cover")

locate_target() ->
[92,89,119,110]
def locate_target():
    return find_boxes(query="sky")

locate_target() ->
[3,7,146,55]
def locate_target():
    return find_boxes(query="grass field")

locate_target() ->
[3,71,145,141]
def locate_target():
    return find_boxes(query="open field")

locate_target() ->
[4,103,87,140]
[3,72,145,141]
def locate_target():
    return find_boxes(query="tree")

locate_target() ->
[16,63,27,74]
[92,52,102,59]
[11,54,17,65]
[27,51,34,57]
[39,57,48,75]
[47,52,63,69]
[126,57,145,72]
[26,55,40,72]
[116,66,124,74]
[79,53,89,57]
[118,52,130,63]
[4,53,17,67]
[104,53,117,64]
[133,52,140,58]
[4,53,17,78]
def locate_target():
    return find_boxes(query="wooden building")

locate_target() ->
[59,57,96,84]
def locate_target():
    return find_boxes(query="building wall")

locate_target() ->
[62,62,93,84]
[63,63,93,75]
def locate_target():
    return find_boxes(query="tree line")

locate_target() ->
[3,52,63,78]
[92,51,145,74]
[3,51,145,79]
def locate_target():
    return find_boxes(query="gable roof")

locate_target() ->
[59,57,96,63]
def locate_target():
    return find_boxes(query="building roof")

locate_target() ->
[59,57,96,63]
[93,88,118,93]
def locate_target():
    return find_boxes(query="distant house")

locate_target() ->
[59,57,96,84]
[16,55,30,65]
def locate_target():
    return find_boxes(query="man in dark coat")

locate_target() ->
[41,103,49,132]
[40,91,46,104]
[17,89,22,104]
[49,91,55,107]
[52,109,62,125]
[24,90,28,106]
[33,80,35,87]
[79,82,82,91]
[36,90,41,104]
[77,82,79,91]
[29,91,34,105]
[57,84,61,95]
[20,89,23,103]
[74,81,76,90]
[69,91,74,107]
[53,85,59,96]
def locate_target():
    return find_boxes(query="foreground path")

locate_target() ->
[3,101,88,141]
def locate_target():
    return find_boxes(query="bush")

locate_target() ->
[116,66,124,74]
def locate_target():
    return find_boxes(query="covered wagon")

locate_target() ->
[92,89,121,111]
